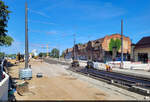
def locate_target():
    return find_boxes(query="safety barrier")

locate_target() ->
[106,61,150,70]
[0,72,9,101]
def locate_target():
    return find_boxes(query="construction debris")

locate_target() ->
[16,81,29,96]
[36,73,43,78]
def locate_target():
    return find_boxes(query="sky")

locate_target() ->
[1,0,150,54]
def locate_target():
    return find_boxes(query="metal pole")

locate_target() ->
[25,2,29,68]
[73,33,76,60]
[58,45,60,61]
[121,19,123,68]
[91,42,92,61]
[46,44,49,57]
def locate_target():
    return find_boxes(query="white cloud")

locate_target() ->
[28,8,51,19]
[44,0,125,19]
[29,20,56,25]
[46,30,58,35]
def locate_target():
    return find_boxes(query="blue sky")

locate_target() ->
[2,0,150,54]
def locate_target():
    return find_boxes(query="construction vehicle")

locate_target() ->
[86,60,94,68]
[71,60,79,67]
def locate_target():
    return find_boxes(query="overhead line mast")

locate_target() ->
[121,19,123,68]
[25,1,29,68]
[73,33,76,60]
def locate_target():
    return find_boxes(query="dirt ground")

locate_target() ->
[8,59,107,100]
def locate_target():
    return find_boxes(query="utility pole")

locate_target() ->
[91,42,92,61]
[73,33,76,60]
[25,2,29,68]
[58,44,60,61]
[121,19,123,68]
[46,44,49,57]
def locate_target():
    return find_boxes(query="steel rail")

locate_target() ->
[44,58,150,95]
[86,68,150,88]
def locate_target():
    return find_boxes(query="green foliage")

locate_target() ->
[109,38,121,52]
[6,54,16,58]
[50,48,59,58]
[115,38,121,51]
[109,39,115,51]
[0,52,5,58]
[77,43,83,45]
[0,35,14,46]
[38,52,47,57]
[0,1,13,46]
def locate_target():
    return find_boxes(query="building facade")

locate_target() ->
[134,36,150,63]
[64,48,73,59]
[64,33,131,62]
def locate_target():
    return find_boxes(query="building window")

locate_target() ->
[138,53,148,63]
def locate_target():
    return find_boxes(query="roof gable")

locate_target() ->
[136,36,150,45]
[135,36,150,49]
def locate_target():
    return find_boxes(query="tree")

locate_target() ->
[6,54,16,58]
[38,52,47,57]
[109,38,121,52]
[0,52,4,58]
[109,38,121,61]
[77,43,83,45]
[115,38,121,51]
[0,1,13,46]
[51,48,59,58]
[109,38,115,51]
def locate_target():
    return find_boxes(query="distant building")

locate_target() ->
[64,48,73,59]
[134,36,150,63]
[64,33,131,62]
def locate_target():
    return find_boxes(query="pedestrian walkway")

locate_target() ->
[111,68,150,79]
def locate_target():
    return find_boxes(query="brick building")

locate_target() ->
[64,48,73,59]
[133,36,150,63]
[64,33,131,62]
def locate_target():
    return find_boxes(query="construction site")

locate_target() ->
[4,57,147,101]
[1,0,150,101]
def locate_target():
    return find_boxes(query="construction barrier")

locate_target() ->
[106,61,150,70]
[0,72,9,101]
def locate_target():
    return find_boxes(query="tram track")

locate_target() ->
[44,58,150,96]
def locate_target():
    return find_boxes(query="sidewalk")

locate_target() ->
[110,68,150,79]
